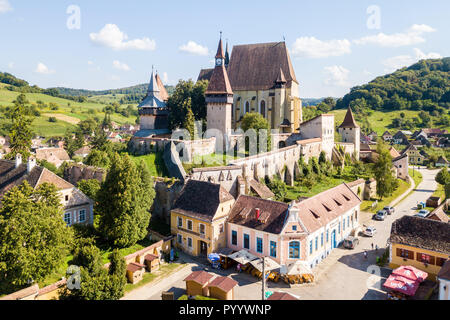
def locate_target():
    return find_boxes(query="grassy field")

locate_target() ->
[409,168,423,189]
[285,176,348,201]
[0,86,138,138]
[182,152,244,173]
[129,152,169,177]
[330,109,450,136]
[361,178,411,213]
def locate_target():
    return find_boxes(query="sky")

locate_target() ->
[0,0,449,98]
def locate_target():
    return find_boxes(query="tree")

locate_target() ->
[435,168,450,186]
[6,94,34,159]
[373,142,397,200]
[191,80,208,120]
[182,99,195,139]
[241,113,272,152]
[64,129,84,158]
[84,150,110,168]
[97,154,155,247]
[0,182,73,292]
[267,177,287,201]
[77,179,101,202]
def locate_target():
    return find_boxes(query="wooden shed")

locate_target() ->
[426,196,442,208]
[207,276,238,300]
[126,262,146,284]
[144,254,160,272]
[184,271,214,297]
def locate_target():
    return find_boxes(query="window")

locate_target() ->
[219,224,224,233]
[260,100,266,118]
[309,240,313,254]
[78,209,86,223]
[187,220,193,231]
[65,195,69,202]
[177,234,182,244]
[292,225,297,231]
[243,234,250,249]
[64,212,71,226]
[177,217,182,228]
[417,253,435,265]
[436,257,446,267]
[347,216,350,227]
[321,233,324,247]
[231,230,237,245]
[315,236,318,250]
[187,237,192,248]
[245,101,250,114]
[199,224,205,235]
[397,248,414,259]
[338,222,341,233]
[270,241,277,258]
[289,241,300,259]
[256,237,263,253]
[326,230,329,242]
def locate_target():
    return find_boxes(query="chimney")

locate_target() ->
[255,208,261,220]
[15,153,22,168]
[27,156,36,173]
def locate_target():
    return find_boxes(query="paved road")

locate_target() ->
[125,168,438,300]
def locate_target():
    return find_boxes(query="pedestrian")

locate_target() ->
[375,244,378,252]
[371,243,374,250]
[364,251,368,259]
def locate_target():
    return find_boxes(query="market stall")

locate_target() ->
[383,266,428,300]
[249,257,281,282]
[281,261,315,284]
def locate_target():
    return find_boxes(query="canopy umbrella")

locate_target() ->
[207,253,220,263]
[392,265,428,282]
[283,261,313,276]
[249,257,280,272]
[228,249,258,265]
[383,274,420,296]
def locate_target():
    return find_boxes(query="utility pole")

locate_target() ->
[261,256,266,300]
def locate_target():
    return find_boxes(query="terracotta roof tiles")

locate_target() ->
[207,276,238,292]
[184,271,214,285]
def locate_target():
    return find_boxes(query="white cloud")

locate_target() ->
[90,24,156,51]
[179,41,209,56]
[0,0,12,13]
[382,48,442,72]
[323,65,350,87]
[291,37,351,58]
[354,24,436,47]
[35,62,55,74]
[113,60,130,71]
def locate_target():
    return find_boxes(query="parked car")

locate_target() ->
[363,226,377,237]
[414,209,430,218]
[373,210,388,221]
[383,206,395,215]
[343,236,360,249]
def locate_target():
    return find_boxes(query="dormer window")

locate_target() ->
[292,225,297,231]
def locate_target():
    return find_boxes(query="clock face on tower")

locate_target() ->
[216,58,222,66]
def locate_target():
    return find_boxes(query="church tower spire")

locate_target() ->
[225,39,230,68]
[205,34,234,138]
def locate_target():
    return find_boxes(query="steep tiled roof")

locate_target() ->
[227,195,289,234]
[207,276,238,292]
[172,180,234,221]
[126,262,145,273]
[226,42,298,91]
[0,160,43,198]
[35,147,70,163]
[197,68,214,82]
[390,216,450,254]
[428,203,449,223]
[184,271,214,285]
[338,107,359,128]
[389,147,401,158]
[205,64,233,95]
[155,73,169,102]
[294,183,361,233]
[401,144,417,154]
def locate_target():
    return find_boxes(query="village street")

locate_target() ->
[123,167,439,300]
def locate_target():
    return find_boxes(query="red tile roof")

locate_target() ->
[184,271,214,285]
[338,107,359,128]
[207,276,238,292]
[267,292,299,300]
[127,262,145,273]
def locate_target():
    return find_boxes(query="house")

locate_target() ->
[227,183,361,270]
[47,137,65,149]
[392,131,409,145]
[107,132,123,143]
[126,262,145,284]
[438,260,450,300]
[31,137,47,150]
[414,135,432,147]
[422,128,448,138]
[35,147,71,168]
[401,144,426,165]
[392,153,409,180]
[267,291,300,300]
[426,196,442,209]
[436,156,449,167]
[382,131,393,142]
[184,271,214,297]
[73,146,91,158]
[171,180,235,256]
[367,131,378,142]
[207,276,238,300]
[389,215,450,281]
[435,137,450,148]
[0,155,94,226]
[427,203,449,223]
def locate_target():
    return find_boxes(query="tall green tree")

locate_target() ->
[0,182,73,293]
[97,153,155,247]
[373,142,398,200]
[241,112,272,152]
[183,100,195,139]
[6,94,34,159]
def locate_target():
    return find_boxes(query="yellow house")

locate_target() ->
[171,180,235,257]
[401,144,426,165]
[389,216,450,281]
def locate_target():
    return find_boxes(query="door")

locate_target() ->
[199,241,208,256]
[331,230,336,249]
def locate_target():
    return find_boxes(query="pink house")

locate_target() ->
[226,183,361,270]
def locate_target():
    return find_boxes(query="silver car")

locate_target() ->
[383,206,395,215]
[414,209,430,218]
